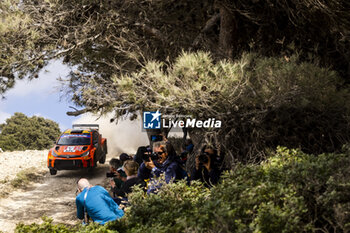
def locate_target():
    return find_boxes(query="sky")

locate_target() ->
[0,60,78,131]
[0,61,150,153]
[0,60,183,154]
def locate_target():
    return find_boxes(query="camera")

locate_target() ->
[198,152,209,164]
[150,135,163,142]
[106,172,116,178]
[150,152,159,160]
[142,152,159,161]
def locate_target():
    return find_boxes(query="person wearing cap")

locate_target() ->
[76,178,124,225]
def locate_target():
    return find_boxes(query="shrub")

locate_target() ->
[117,52,350,163]
[0,112,61,151]
[16,147,350,232]
[10,168,44,188]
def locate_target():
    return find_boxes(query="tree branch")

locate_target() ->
[66,107,89,116]
[192,13,221,47]
[134,23,167,42]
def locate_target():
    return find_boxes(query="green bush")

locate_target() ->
[16,147,350,232]
[0,112,61,151]
[117,52,350,162]
[16,216,122,233]
[16,217,77,233]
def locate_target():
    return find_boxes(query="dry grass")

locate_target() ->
[0,167,46,199]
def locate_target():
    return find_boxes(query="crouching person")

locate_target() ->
[76,178,124,225]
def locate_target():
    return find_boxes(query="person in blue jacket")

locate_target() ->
[75,178,124,225]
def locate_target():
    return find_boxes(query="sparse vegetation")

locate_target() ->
[10,168,44,188]
[0,167,45,199]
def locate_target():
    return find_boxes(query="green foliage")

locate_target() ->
[124,181,210,232]
[0,0,47,93]
[16,147,350,232]
[16,217,78,233]
[1,0,349,117]
[0,112,61,151]
[16,216,122,233]
[117,52,350,161]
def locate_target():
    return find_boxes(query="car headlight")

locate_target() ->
[81,151,90,157]
[52,150,59,157]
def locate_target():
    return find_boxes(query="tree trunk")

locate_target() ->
[218,5,236,59]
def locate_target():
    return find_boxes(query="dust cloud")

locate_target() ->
[72,113,149,157]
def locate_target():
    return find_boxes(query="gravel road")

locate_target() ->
[0,150,110,233]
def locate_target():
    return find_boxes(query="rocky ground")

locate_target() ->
[0,150,110,233]
[0,150,48,182]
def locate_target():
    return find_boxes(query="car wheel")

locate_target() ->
[93,155,98,167]
[49,169,57,175]
[99,152,106,164]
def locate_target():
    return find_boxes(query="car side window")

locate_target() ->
[92,131,99,145]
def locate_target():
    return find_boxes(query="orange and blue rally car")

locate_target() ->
[47,124,107,175]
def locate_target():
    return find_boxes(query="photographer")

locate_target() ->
[136,135,164,180]
[190,145,222,188]
[145,141,187,193]
[75,178,124,225]
[119,153,133,163]
[108,157,126,193]
[137,146,154,181]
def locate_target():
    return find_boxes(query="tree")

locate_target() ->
[0,113,61,151]
[0,0,349,160]
[116,52,350,162]
[1,0,349,105]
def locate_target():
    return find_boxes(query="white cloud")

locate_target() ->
[7,60,70,98]
[59,123,69,132]
[0,111,11,124]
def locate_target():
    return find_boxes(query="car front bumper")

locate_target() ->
[48,158,93,170]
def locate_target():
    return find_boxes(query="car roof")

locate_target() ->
[63,129,95,134]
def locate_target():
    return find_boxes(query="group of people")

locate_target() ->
[75,137,223,225]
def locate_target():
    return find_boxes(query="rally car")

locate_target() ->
[47,124,107,175]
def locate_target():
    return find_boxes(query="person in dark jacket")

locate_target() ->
[109,158,125,191]
[137,146,154,181]
[190,145,222,188]
[134,146,151,166]
[144,141,186,193]
[112,160,146,198]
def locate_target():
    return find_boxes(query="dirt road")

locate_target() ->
[0,165,110,233]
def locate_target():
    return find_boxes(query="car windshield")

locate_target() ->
[57,134,91,145]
